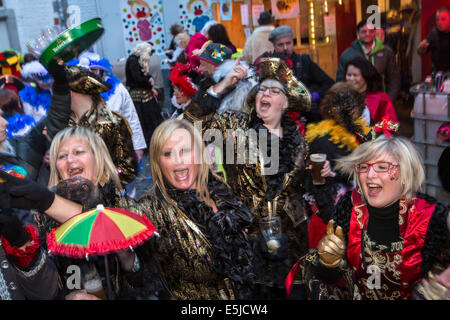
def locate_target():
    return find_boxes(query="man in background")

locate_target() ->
[242,11,275,65]
[336,19,400,102]
[418,6,450,73]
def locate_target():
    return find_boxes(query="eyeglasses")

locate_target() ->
[257,85,286,96]
[355,161,399,173]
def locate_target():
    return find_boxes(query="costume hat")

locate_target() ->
[247,57,311,112]
[66,65,111,95]
[198,43,232,67]
[169,63,197,97]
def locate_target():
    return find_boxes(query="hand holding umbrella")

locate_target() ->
[46,204,158,299]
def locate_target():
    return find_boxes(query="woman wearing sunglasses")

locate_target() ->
[286,134,449,300]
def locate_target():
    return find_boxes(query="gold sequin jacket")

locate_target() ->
[208,110,309,287]
[133,177,254,300]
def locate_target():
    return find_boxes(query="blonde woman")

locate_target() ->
[287,135,449,300]
[132,119,254,299]
[1,120,255,299]
[126,42,163,145]
[2,126,159,300]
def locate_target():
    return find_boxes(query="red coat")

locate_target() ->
[185,32,208,68]
[365,91,398,124]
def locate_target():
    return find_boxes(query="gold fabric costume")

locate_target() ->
[208,110,309,287]
[68,103,137,185]
[177,101,216,130]
[134,193,236,300]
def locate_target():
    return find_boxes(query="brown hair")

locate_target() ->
[319,81,365,133]
[0,89,24,115]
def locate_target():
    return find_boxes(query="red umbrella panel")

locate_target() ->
[46,205,157,258]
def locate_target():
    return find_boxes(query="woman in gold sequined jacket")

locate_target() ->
[130,119,255,299]
[205,57,312,299]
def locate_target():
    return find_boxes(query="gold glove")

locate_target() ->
[416,272,448,300]
[317,219,346,267]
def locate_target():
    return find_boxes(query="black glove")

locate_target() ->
[0,170,55,212]
[48,60,69,95]
[0,215,31,247]
[0,179,9,208]
[259,233,290,262]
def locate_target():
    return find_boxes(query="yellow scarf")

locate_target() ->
[305,119,371,152]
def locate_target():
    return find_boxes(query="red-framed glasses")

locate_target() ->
[355,161,399,173]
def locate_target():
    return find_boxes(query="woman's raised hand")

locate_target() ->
[317,219,346,268]
[212,58,248,95]
[225,58,247,86]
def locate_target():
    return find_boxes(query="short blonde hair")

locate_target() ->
[149,119,214,204]
[335,135,425,202]
[48,126,121,188]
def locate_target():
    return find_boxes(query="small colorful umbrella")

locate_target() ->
[47,204,157,299]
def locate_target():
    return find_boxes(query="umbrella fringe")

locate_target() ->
[46,227,157,258]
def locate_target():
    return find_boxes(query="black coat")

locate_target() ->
[0,247,59,300]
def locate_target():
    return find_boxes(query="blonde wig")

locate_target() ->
[150,119,214,205]
[130,42,153,76]
[335,135,425,202]
[48,126,121,188]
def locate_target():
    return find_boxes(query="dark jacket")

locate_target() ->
[125,55,153,90]
[0,94,71,181]
[336,38,401,102]
[0,247,59,300]
[289,53,334,99]
[425,27,450,73]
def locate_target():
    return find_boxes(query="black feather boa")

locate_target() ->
[166,174,255,298]
[247,109,304,201]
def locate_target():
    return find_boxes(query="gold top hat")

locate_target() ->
[66,65,111,95]
[248,57,311,112]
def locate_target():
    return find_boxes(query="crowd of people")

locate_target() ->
[0,8,449,301]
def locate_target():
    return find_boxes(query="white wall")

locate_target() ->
[3,0,184,68]
[4,0,56,53]
[0,20,11,51]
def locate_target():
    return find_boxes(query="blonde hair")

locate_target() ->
[149,119,213,205]
[48,126,121,188]
[175,32,190,49]
[130,42,153,76]
[335,135,425,202]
